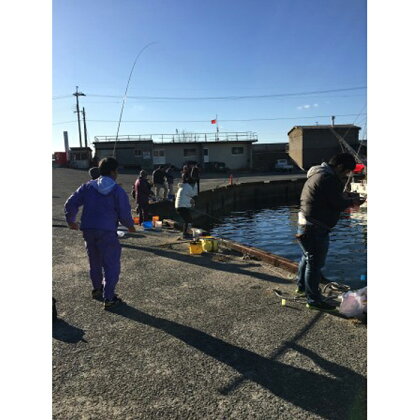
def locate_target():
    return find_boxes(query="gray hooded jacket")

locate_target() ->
[300,162,353,230]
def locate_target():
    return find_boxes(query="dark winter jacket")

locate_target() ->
[165,168,175,184]
[152,169,165,184]
[300,163,353,230]
[132,178,153,203]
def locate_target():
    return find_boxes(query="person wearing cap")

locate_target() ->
[295,153,366,312]
[175,173,198,239]
[132,170,154,225]
[64,157,136,310]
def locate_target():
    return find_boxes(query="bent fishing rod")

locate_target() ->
[113,42,158,158]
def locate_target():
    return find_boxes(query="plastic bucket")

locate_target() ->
[189,241,203,255]
[133,216,140,224]
[143,221,153,229]
[154,221,162,230]
[200,236,219,252]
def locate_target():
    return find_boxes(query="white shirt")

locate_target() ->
[175,183,198,208]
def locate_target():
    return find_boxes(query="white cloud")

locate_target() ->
[297,104,313,110]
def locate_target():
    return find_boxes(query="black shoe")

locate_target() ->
[53,298,58,322]
[306,301,337,312]
[91,287,104,301]
[104,295,123,310]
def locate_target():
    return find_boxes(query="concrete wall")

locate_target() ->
[153,142,253,170]
[302,127,359,169]
[149,178,306,227]
[94,140,253,170]
[288,129,304,169]
[94,141,154,170]
[288,126,360,170]
[204,142,251,170]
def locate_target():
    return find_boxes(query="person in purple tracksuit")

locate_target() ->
[64,157,136,310]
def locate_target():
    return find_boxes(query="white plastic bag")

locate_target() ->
[339,287,367,318]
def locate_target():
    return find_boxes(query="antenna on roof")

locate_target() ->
[331,115,335,126]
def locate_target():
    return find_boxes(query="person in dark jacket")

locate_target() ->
[64,157,136,310]
[152,166,167,200]
[165,165,176,199]
[132,170,154,224]
[191,165,200,194]
[296,153,365,311]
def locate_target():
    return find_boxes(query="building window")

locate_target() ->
[232,146,244,155]
[134,149,143,158]
[184,148,197,157]
[153,150,165,157]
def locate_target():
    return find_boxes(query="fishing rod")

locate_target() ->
[113,42,158,158]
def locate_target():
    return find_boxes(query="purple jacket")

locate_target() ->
[64,176,134,232]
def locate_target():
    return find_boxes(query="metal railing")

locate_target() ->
[94,131,258,143]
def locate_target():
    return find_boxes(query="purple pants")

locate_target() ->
[83,230,121,300]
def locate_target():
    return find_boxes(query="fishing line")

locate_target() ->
[113,42,158,158]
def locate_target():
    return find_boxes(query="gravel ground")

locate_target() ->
[53,168,366,420]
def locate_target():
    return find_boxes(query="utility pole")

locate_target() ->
[82,107,88,148]
[73,86,86,147]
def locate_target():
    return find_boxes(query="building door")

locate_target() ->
[203,148,209,163]
[153,149,166,165]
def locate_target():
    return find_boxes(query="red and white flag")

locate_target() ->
[211,119,217,124]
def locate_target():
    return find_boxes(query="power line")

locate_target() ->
[89,86,366,100]
[53,86,366,101]
[52,95,73,100]
[53,112,366,125]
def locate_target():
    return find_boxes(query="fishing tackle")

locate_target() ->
[113,42,157,157]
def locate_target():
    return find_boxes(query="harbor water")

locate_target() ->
[210,205,367,289]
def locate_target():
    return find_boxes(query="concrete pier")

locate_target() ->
[53,168,366,419]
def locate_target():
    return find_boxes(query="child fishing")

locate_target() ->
[64,157,136,310]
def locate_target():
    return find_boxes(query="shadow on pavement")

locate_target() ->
[121,243,290,285]
[110,304,366,419]
[53,319,87,344]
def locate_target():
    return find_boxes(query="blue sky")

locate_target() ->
[52,0,367,151]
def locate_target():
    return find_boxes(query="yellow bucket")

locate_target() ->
[189,241,203,255]
[200,236,219,252]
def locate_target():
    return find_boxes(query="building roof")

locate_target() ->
[69,147,92,151]
[287,124,361,136]
[93,140,153,146]
[94,139,257,147]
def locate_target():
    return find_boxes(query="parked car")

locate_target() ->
[203,161,228,172]
[274,159,294,172]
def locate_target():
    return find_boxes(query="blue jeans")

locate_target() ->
[296,224,330,304]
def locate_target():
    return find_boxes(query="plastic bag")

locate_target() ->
[339,287,367,318]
